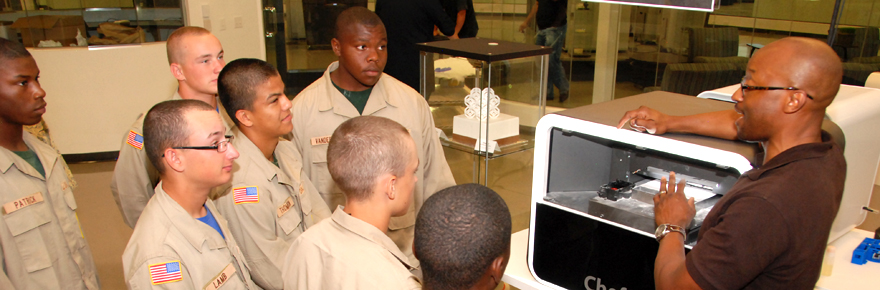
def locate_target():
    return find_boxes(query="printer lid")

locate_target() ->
[555,92,762,166]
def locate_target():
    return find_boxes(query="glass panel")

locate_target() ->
[836,0,880,86]
[421,50,545,167]
[609,0,849,100]
[276,0,361,94]
[0,0,182,48]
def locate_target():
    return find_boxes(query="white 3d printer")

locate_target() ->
[526,90,879,290]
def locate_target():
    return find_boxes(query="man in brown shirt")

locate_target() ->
[621,37,846,289]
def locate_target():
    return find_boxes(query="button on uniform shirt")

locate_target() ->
[122,182,257,290]
[282,206,421,290]
[0,131,99,289]
[215,127,331,290]
[290,61,456,265]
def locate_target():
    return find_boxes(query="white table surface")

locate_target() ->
[502,228,880,290]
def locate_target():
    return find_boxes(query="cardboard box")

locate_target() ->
[11,15,85,47]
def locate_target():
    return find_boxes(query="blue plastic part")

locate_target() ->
[851,238,880,265]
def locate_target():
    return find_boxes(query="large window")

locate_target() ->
[554,0,880,104]
[0,0,183,47]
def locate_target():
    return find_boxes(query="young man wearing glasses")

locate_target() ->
[214,59,331,290]
[617,37,846,289]
[122,99,258,289]
[112,26,235,228]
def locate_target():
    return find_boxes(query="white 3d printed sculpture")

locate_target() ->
[464,88,501,120]
[453,87,520,148]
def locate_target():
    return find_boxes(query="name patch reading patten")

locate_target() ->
[277,197,295,218]
[204,263,236,290]
[310,136,331,146]
[3,192,44,215]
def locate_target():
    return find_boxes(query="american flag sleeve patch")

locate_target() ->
[233,186,259,204]
[149,261,183,285]
[127,130,144,150]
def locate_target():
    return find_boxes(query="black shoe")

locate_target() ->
[559,92,570,102]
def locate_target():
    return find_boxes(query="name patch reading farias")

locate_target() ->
[204,263,236,290]
[3,192,44,215]
[277,197,295,218]
[310,136,331,146]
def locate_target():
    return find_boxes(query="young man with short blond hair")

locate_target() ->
[112,26,235,228]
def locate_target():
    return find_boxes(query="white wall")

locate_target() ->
[184,0,266,62]
[33,44,176,155]
[31,0,265,155]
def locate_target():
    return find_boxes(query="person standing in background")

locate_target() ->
[441,0,479,39]
[520,0,570,102]
[376,0,456,91]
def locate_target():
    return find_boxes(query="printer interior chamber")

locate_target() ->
[531,127,745,290]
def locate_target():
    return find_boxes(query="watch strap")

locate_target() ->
[656,224,686,242]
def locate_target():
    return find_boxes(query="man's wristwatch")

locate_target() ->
[655,224,686,242]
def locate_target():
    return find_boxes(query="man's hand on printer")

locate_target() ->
[617,106,741,141]
[653,172,696,229]
[617,106,670,135]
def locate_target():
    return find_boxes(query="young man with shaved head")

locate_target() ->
[122,99,257,289]
[283,116,421,289]
[618,37,846,289]
[0,37,99,289]
[214,58,331,290]
[290,6,455,266]
[415,183,512,290]
[112,26,235,228]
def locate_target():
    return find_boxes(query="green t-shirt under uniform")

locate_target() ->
[332,80,373,115]
[14,149,45,177]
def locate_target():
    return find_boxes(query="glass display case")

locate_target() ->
[416,38,550,184]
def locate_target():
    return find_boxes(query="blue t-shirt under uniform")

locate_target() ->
[197,205,225,239]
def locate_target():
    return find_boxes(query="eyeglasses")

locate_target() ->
[740,79,814,100]
[163,135,234,156]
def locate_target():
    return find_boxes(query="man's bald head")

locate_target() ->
[166,26,213,65]
[750,37,842,107]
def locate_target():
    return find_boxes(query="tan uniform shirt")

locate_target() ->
[0,131,99,290]
[122,182,257,290]
[282,206,421,290]
[214,127,331,290]
[111,92,235,228]
[290,62,456,263]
